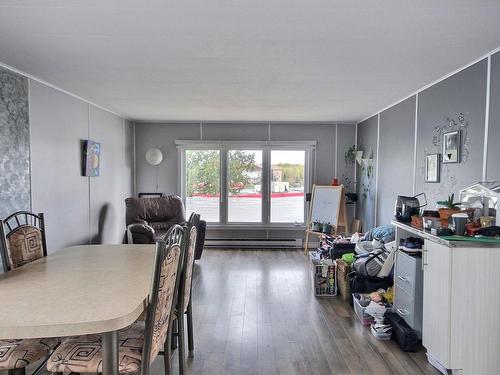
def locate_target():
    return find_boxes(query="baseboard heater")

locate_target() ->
[205,238,303,248]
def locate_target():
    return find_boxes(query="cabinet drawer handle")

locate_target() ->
[397,275,408,282]
[397,308,408,316]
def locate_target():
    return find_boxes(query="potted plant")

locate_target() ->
[311,221,322,232]
[323,222,334,234]
[345,145,356,164]
[437,194,462,228]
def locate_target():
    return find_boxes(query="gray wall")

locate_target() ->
[415,60,487,204]
[488,52,500,181]
[356,115,378,231]
[357,52,498,231]
[89,107,133,245]
[135,122,356,239]
[377,96,416,225]
[0,68,30,220]
[30,81,90,251]
[0,66,133,272]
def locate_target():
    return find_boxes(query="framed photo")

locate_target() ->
[425,153,440,183]
[443,130,460,163]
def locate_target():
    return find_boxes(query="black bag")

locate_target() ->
[348,272,393,295]
[385,312,419,352]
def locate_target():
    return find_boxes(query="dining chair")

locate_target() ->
[0,211,60,375]
[46,225,185,375]
[0,211,48,272]
[172,213,199,375]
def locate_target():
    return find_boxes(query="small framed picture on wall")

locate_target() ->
[443,130,460,163]
[425,153,440,183]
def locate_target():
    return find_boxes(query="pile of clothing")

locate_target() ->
[364,289,394,340]
[342,225,397,296]
[351,225,397,278]
[318,234,356,259]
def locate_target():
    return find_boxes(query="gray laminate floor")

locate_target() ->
[16,249,440,375]
[166,249,440,375]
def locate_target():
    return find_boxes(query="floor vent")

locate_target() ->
[205,238,302,248]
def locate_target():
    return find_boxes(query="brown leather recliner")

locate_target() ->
[125,196,206,260]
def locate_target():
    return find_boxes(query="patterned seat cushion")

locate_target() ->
[0,337,59,370]
[7,226,44,269]
[46,322,145,375]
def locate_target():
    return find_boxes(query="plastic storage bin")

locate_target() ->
[370,325,392,340]
[352,293,394,326]
[352,293,374,325]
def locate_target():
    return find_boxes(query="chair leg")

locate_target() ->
[171,318,178,351]
[187,303,194,354]
[178,314,186,375]
[163,325,173,375]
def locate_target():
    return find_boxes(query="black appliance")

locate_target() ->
[394,193,427,223]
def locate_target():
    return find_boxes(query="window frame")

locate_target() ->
[177,140,316,229]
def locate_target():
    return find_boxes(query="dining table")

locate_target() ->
[0,244,156,375]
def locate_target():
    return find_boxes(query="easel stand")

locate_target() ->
[304,185,348,254]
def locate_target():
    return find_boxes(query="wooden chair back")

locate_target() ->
[179,213,199,314]
[0,211,47,272]
[141,225,184,373]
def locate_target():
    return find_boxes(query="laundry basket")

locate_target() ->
[310,254,337,297]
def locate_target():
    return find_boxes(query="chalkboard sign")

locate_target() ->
[304,185,348,253]
[308,185,343,226]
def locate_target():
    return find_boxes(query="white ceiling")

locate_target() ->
[1,1,500,122]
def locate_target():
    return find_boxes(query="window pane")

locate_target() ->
[185,150,220,222]
[228,150,262,222]
[270,150,305,223]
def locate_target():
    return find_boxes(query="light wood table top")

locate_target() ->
[0,244,155,339]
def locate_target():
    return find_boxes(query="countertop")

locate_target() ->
[391,220,500,248]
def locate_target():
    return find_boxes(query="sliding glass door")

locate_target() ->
[185,149,220,222]
[270,150,305,223]
[181,143,312,225]
[227,150,263,222]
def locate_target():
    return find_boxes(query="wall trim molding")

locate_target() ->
[412,93,419,195]
[374,113,381,227]
[27,78,33,211]
[483,55,492,181]
[133,122,137,196]
[334,124,338,178]
[357,45,500,125]
[0,60,126,120]
[136,120,352,125]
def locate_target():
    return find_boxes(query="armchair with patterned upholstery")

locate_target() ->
[125,196,206,260]
[0,211,60,375]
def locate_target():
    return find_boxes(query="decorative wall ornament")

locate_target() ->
[423,112,469,205]
[360,158,374,200]
[145,148,163,166]
[0,68,30,220]
[431,112,470,163]
[82,140,101,177]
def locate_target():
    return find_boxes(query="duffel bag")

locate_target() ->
[353,248,388,277]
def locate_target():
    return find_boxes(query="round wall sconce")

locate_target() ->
[145,148,163,166]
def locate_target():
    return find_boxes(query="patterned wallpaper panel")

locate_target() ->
[0,67,31,221]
